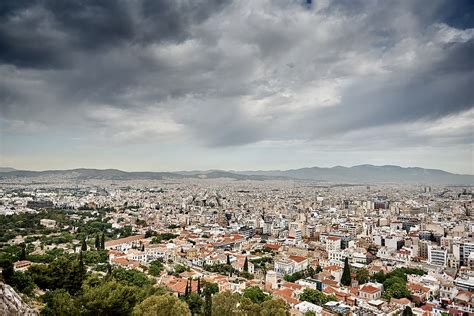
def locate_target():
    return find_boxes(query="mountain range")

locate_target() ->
[0,165,472,185]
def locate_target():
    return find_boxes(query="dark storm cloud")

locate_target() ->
[0,0,473,150]
[0,0,229,68]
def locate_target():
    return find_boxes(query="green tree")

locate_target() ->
[9,271,35,296]
[341,257,351,286]
[101,232,106,250]
[133,294,191,316]
[383,277,411,299]
[304,312,316,316]
[243,286,270,304]
[1,260,14,283]
[212,291,240,316]
[202,281,218,316]
[95,234,100,250]
[112,268,153,287]
[239,297,261,316]
[372,271,386,283]
[79,280,139,315]
[299,288,337,306]
[186,292,204,315]
[356,268,370,284]
[402,306,413,316]
[260,299,289,316]
[41,289,79,316]
[81,236,87,252]
[148,260,164,277]
[28,254,85,295]
[243,257,249,272]
[315,265,323,273]
[20,244,27,261]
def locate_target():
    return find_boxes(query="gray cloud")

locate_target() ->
[0,0,473,156]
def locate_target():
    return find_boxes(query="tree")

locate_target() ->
[243,286,270,304]
[304,312,316,316]
[9,272,35,295]
[80,280,139,315]
[101,232,106,250]
[133,294,191,316]
[356,268,370,284]
[239,297,261,316]
[186,292,204,315]
[202,281,219,316]
[148,260,164,277]
[185,279,191,297]
[243,257,249,272]
[341,257,351,286]
[315,265,323,273]
[372,271,386,283]
[81,236,87,252]
[1,260,14,283]
[95,234,100,250]
[226,255,231,265]
[402,306,413,316]
[212,291,241,316]
[27,254,85,295]
[300,288,337,306]
[42,289,79,316]
[383,277,411,299]
[260,299,289,316]
[19,244,27,261]
[204,289,212,316]
[112,268,153,287]
[307,266,316,278]
[197,277,201,294]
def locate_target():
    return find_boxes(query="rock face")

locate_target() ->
[0,282,38,316]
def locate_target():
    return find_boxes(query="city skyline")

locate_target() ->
[1,0,473,174]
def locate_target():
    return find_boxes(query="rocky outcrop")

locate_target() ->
[0,282,38,316]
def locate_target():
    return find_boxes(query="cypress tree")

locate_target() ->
[19,244,27,261]
[95,234,100,249]
[81,236,87,252]
[101,232,105,250]
[402,306,413,316]
[185,279,190,297]
[204,291,212,316]
[341,257,352,286]
[226,254,231,265]
[243,256,249,272]
[197,277,201,294]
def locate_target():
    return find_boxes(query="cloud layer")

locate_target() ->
[0,0,473,172]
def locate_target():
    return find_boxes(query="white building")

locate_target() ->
[428,245,448,267]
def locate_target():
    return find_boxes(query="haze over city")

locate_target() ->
[1,0,473,174]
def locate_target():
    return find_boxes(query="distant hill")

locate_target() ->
[0,165,472,184]
[0,167,16,172]
[237,164,473,185]
[0,168,285,181]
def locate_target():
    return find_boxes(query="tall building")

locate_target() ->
[428,245,448,266]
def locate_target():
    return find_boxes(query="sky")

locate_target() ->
[0,0,473,174]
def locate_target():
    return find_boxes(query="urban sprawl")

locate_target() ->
[0,176,473,316]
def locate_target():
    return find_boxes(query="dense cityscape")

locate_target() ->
[0,173,472,315]
[1,0,473,315]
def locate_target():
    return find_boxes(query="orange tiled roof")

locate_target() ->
[360,284,381,294]
[105,235,145,247]
[288,255,307,263]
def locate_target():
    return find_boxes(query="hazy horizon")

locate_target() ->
[1,163,473,176]
[1,1,473,174]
